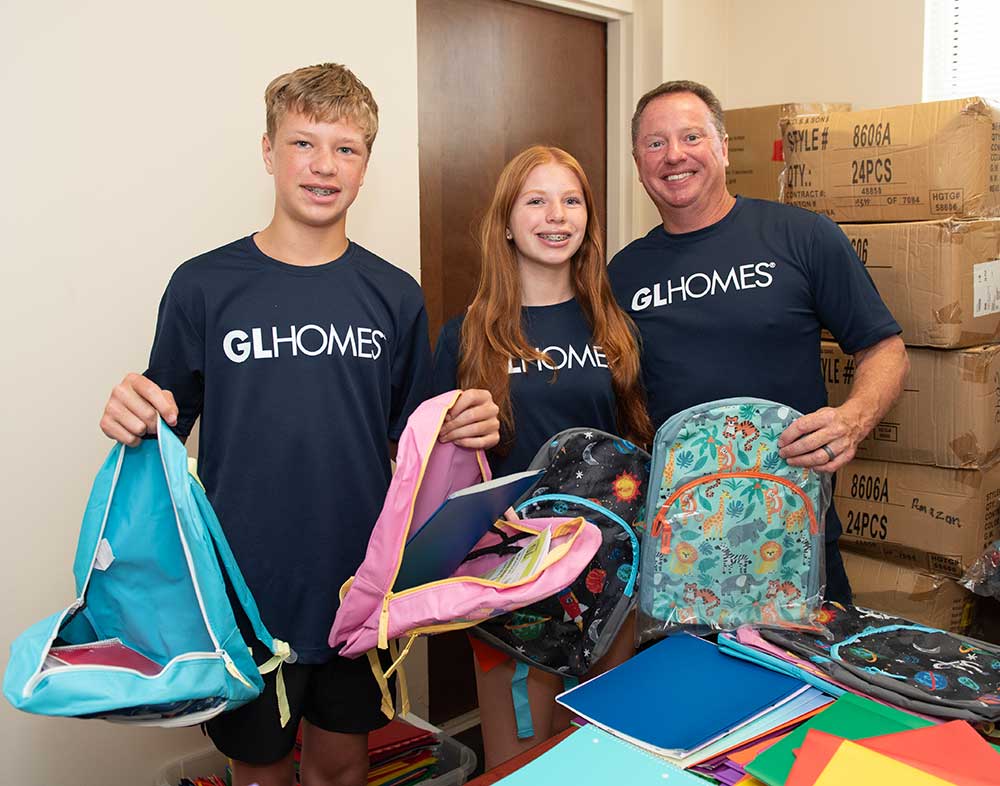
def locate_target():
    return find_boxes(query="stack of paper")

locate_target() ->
[786,721,1000,785]
[555,633,827,767]
[745,692,933,785]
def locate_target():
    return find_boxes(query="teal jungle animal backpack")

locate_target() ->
[3,419,292,726]
[637,398,830,643]
[470,428,649,738]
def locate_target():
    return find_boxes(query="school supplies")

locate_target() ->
[745,692,933,785]
[4,418,292,726]
[638,398,829,643]
[555,633,809,759]
[393,468,543,590]
[44,637,161,676]
[787,723,1000,786]
[330,391,602,719]
[493,725,706,786]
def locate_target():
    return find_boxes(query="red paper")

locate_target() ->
[46,638,161,676]
[788,722,1000,786]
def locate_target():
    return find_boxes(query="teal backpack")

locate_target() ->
[637,398,830,643]
[3,419,293,726]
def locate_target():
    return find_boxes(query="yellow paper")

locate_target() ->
[813,740,953,786]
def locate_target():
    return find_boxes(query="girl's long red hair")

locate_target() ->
[457,145,652,452]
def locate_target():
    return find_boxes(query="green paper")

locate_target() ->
[745,693,931,785]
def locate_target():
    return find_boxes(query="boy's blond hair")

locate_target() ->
[265,63,379,152]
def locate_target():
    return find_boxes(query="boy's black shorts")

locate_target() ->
[205,650,395,765]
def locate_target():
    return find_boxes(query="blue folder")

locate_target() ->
[495,725,706,785]
[393,469,542,591]
[556,632,809,758]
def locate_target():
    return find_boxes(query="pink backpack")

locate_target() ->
[329,390,601,718]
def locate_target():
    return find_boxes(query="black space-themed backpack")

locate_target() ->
[760,603,1000,723]
[471,429,650,734]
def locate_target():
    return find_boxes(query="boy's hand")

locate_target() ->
[100,373,179,447]
[438,389,500,450]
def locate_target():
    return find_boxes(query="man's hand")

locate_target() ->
[777,405,863,473]
[778,335,908,473]
[100,373,178,446]
[438,389,500,450]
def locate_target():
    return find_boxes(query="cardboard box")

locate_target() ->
[835,458,1000,577]
[822,340,1000,468]
[841,549,975,633]
[781,97,1000,222]
[838,219,1000,348]
[725,102,851,202]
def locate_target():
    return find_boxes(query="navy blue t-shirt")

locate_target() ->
[608,197,900,541]
[145,235,431,663]
[432,298,618,475]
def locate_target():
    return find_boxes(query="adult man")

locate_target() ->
[609,80,909,604]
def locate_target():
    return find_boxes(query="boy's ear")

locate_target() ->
[262,133,274,175]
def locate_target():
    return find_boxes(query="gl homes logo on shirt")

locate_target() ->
[508,344,608,374]
[630,261,777,311]
[223,323,387,363]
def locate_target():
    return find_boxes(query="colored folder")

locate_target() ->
[394,469,542,590]
[812,740,952,786]
[746,692,932,786]
[494,726,706,785]
[788,723,1000,786]
[556,633,809,758]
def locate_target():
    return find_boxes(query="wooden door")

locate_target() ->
[417,0,607,724]
[418,0,607,343]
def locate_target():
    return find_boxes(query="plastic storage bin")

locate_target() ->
[155,723,477,786]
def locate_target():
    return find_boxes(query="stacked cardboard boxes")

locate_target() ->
[724,102,850,201]
[781,97,1000,631]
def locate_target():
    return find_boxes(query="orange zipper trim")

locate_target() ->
[649,470,819,555]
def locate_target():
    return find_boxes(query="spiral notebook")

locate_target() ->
[494,726,705,785]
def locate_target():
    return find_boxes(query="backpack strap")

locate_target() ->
[512,661,534,739]
[182,434,296,727]
[365,634,418,720]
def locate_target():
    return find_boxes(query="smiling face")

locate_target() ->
[262,109,369,232]
[507,162,588,273]
[633,91,731,227]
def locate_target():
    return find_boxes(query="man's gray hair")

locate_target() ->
[631,80,726,149]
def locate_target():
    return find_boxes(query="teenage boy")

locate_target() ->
[99,63,499,786]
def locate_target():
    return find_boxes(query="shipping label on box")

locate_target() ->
[780,97,1000,222]
[725,102,850,202]
[835,458,1000,577]
[841,549,975,632]
[838,219,1000,348]
[822,340,1000,468]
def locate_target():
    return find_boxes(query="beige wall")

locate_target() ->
[0,2,421,784]
[723,0,925,110]
[0,1,926,783]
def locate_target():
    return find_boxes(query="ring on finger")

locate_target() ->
[820,444,836,463]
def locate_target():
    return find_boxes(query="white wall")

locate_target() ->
[0,2,420,784]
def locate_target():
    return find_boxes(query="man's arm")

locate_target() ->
[777,335,909,472]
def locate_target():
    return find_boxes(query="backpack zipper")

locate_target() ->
[516,494,639,597]
[650,470,818,555]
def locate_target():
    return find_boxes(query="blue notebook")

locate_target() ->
[556,632,809,758]
[495,725,706,785]
[393,469,543,591]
